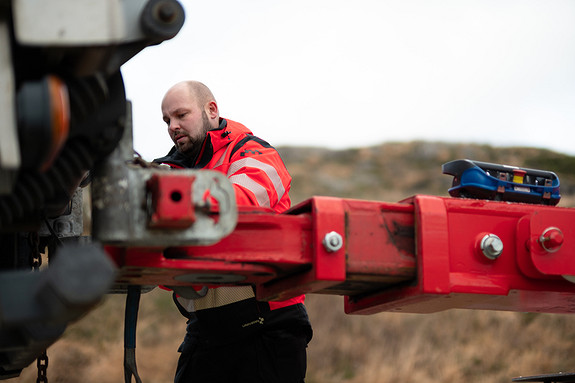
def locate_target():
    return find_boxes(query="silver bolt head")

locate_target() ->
[323,231,343,252]
[55,219,73,236]
[480,234,503,260]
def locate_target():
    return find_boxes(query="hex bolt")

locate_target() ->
[156,2,177,23]
[323,231,343,252]
[55,219,73,236]
[140,0,185,40]
[480,234,503,260]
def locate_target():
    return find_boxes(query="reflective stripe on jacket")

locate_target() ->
[154,118,291,213]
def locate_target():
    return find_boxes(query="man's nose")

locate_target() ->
[168,122,179,133]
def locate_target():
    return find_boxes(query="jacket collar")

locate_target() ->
[152,146,195,168]
[153,118,252,168]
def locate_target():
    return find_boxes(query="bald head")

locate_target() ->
[164,81,216,109]
[161,81,220,155]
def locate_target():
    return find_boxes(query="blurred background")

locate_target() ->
[122,0,575,161]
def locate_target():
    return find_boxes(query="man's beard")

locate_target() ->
[178,110,212,158]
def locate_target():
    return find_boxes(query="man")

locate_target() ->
[154,81,313,383]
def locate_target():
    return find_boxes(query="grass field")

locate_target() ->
[13,291,575,383]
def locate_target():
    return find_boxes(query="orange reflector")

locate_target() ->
[42,75,70,171]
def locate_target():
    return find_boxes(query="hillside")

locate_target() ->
[280,141,575,206]
[12,141,575,383]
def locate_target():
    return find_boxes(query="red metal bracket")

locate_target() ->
[529,209,575,277]
[345,196,575,315]
[146,173,196,229]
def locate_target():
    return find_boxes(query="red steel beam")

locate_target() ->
[106,193,575,315]
[106,197,417,299]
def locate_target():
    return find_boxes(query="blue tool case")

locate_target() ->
[442,159,561,205]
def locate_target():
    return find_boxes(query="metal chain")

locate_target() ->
[29,232,48,382]
[36,351,48,383]
[28,232,42,271]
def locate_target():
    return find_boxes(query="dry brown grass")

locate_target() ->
[14,290,185,383]
[305,295,575,383]
[12,292,575,383]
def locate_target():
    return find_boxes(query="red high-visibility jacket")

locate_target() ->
[154,118,304,311]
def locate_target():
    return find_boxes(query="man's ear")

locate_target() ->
[206,101,218,120]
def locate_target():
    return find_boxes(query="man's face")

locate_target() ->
[162,86,211,155]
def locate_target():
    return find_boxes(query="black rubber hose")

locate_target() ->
[0,139,94,228]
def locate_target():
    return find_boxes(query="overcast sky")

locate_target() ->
[121,0,575,161]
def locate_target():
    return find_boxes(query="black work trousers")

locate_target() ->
[174,303,312,383]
